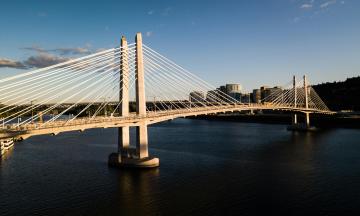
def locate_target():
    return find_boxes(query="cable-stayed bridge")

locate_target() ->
[0,33,333,167]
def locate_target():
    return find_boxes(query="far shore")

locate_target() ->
[189,112,360,129]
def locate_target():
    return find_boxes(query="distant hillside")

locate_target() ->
[312,76,360,111]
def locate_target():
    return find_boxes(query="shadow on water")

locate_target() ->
[108,168,161,215]
[241,128,360,215]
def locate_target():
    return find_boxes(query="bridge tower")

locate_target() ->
[288,75,315,131]
[118,36,130,156]
[304,75,310,128]
[108,33,159,168]
[292,75,298,125]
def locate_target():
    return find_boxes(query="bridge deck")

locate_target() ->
[0,104,333,140]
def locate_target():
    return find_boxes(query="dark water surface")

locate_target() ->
[1,119,360,215]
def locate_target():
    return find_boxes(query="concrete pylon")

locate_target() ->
[305,112,310,128]
[109,33,159,168]
[292,114,297,124]
[292,75,297,125]
[118,36,130,156]
[287,75,315,131]
[135,33,149,159]
[304,75,310,127]
[135,33,146,116]
[304,75,308,110]
[293,75,297,108]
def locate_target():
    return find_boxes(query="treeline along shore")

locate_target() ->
[190,111,360,128]
[312,76,360,111]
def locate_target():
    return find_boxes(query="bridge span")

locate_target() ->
[0,33,332,168]
[1,104,333,140]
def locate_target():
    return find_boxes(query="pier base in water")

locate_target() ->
[108,153,159,168]
[287,124,317,132]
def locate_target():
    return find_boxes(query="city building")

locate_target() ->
[225,84,242,101]
[217,85,227,94]
[206,90,222,103]
[226,84,242,94]
[189,91,205,102]
[214,83,246,102]
[260,86,270,101]
[240,93,251,103]
[260,86,283,103]
[252,89,261,103]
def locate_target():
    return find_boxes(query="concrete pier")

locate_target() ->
[305,112,310,128]
[292,113,297,125]
[287,113,317,131]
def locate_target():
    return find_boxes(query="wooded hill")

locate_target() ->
[312,76,360,111]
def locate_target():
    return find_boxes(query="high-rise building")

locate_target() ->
[252,89,261,103]
[206,90,221,102]
[240,93,251,103]
[225,84,242,101]
[226,84,242,94]
[260,86,270,101]
[189,91,205,102]
[260,86,283,103]
[217,85,226,94]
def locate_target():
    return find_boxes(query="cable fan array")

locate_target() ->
[142,45,329,112]
[260,78,329,111]
[0,44,137,128]
[0,42,330,130]
[142,44,240,111]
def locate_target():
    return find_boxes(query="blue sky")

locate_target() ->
[0,0,359,90]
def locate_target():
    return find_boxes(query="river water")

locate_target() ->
[1,119,360,215]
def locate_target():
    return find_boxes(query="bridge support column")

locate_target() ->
[291,76,298,125]
[109,33,159,168]
[287,112,315,131]
[305,112,310,128]
[118,127,130,156]
[292,113,297,125]
[118,36,130,156]
[136,122,149,158]
[302,76,314,130]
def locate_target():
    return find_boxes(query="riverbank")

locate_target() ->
[189,112,360,128]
